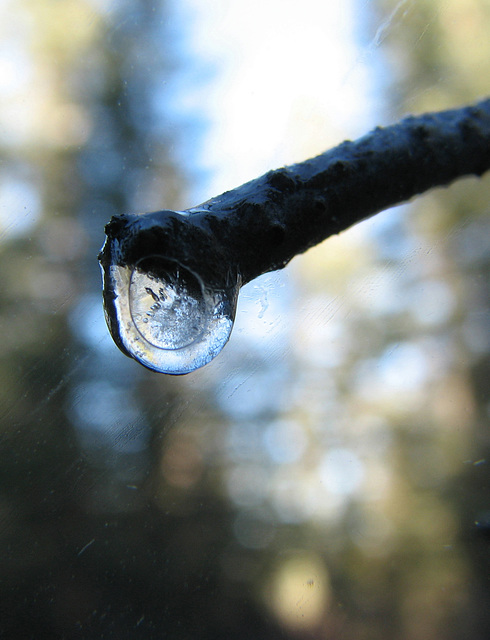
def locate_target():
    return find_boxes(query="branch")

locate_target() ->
[99,98,490,373]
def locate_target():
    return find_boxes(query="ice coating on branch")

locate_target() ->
[102,255,237,374]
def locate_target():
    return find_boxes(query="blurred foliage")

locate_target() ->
[0,0,488,638]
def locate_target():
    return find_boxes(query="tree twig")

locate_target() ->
[100,98,490,292]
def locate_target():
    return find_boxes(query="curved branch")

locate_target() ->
[99,98,490,373]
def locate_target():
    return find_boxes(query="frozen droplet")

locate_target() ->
[130,257,210,351]
[103,255,238,374]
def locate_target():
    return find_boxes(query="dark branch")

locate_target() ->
[100,97,490,291]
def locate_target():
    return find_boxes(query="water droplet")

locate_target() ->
[103,255,238,374]
[130,257,211,350]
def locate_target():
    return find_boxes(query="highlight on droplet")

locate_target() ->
[102,255,237,374]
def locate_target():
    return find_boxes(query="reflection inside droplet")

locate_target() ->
[101,253,239,374]
[130,257,210,351]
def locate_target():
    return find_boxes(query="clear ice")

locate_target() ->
[105,255,237,374]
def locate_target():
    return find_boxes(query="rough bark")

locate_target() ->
[100,98,490,290]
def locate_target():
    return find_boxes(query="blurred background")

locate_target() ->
[0,0,489,637]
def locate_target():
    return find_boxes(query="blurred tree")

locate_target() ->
[0,1,285,637]
[0,0,489,639]
[375,1,490,637]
